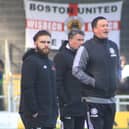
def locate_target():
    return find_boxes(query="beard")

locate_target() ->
[37,47,50,55]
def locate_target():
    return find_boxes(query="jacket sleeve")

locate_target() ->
[115,44,121,86]
[21,58,38,114]
[72,46,95,87]
[54,53,68,105]
[116,47,121,80]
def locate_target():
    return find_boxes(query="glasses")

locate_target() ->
[40,41,51,44]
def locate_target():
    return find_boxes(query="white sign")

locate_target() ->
[24,0,123,49]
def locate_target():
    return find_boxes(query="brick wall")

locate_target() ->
[0,0,25,73]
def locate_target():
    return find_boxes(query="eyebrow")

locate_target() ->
[40,41,51,44]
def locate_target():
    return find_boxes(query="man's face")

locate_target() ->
[69,34,84,49]
[93,19,109,39]
[34,35,51,55]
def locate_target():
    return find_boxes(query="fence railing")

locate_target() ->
[115,95,129,112]
[6,94,129,112]
[1,74,129,112]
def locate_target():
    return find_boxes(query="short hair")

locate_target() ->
[68,29,85,40]
[33,30,51,42]
[91,16,107,29]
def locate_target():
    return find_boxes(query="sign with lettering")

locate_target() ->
[24,0,123,49]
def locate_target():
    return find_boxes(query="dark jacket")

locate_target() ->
[72,36,121,98]
[19,49,58,127]
[54,44,85,119]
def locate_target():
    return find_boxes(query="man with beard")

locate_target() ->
[19,30,58,129]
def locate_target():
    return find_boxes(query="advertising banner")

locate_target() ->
[24,0,123,49]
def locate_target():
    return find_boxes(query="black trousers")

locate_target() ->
[20,113,54,129]
[85,102,116,129]
[62,116,85,129]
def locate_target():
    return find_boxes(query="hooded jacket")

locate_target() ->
[19,49,58,127]
[54,43,85,118]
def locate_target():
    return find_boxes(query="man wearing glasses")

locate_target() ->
[19,30,58,129]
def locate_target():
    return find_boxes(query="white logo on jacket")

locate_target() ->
[43,65,47,69]
[90,108,98,117]
[109,48,117,57]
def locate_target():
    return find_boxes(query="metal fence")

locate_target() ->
[0,74,129,112]
[115,95,129,112]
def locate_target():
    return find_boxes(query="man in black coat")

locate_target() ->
[19,30,58,129]
[54,29,85,129]
[72,16,121,129]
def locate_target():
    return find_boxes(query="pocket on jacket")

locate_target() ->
[62,102,85,117]
[94,76,107,91]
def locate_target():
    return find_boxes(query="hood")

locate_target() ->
[22,48,36,61]
[59,40,68,51]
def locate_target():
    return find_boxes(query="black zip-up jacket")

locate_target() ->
[54,44,85,118]
[19,49,58,127]
[72,36,121,98]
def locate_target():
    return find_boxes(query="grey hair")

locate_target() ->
[68,29,85,40]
